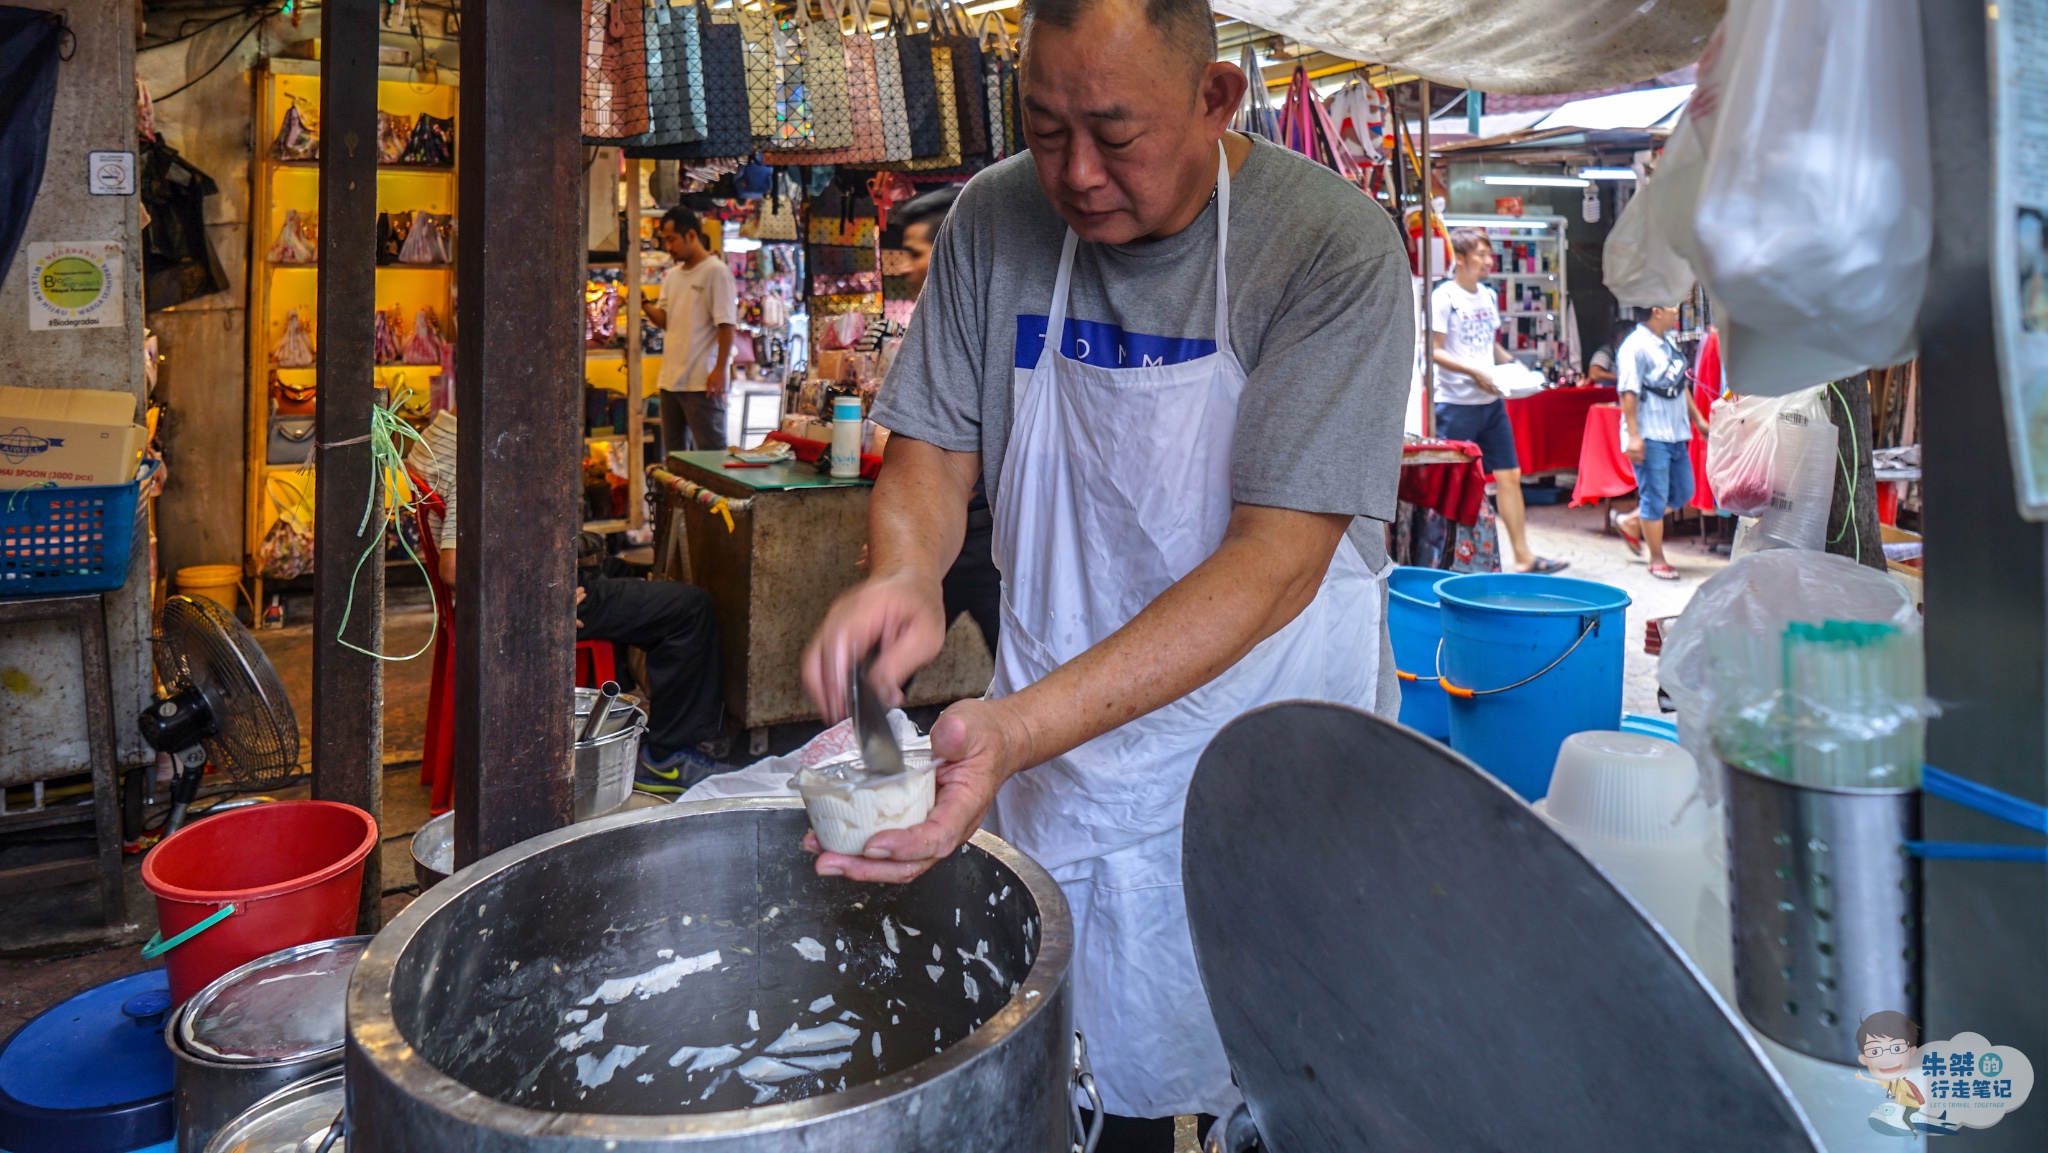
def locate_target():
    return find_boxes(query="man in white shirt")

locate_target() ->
[642,206,738,454]
[1429,228,1566,574]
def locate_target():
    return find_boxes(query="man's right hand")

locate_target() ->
[801,570,950,722]
[1626,435,1646,464]
[1473,369,1502,398]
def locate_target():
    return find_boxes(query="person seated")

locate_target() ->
[406,412,731,796]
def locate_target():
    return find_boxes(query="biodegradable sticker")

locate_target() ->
[27,242,124,331]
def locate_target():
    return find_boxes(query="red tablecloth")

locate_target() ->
[1504,386,1618,475]
[1569,404,1635,507]
[1399,439,1488,526]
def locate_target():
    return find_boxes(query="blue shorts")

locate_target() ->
[1636,438,1695,519]
[1434,400,1519,474]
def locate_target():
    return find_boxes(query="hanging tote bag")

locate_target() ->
[871,17,915,162]
[931,1,987,159]
[581,0,650,139]
[978,12,1014,161]
[729,1,780,141]
[769,6,816,147]
[890,0,944,158]
[897,43,961,170]
[796,0,856,151]
[793,0,889,165]
[624,0,706,148]
[643,2,754,159]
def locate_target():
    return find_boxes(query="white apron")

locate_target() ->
[985,145,1386,1118]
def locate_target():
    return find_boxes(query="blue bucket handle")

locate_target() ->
[1905,766,2048,863]
[1431,614,1600,700]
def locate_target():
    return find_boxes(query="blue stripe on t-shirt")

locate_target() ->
[1014,315,1215,370]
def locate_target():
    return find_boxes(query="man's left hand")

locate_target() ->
[575,586,586,630]
[802,697,1031,883]
[706,366,729,397]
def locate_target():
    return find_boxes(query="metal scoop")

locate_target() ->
[847,652,906,776]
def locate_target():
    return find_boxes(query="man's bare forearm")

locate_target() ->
[996,505,1349,770]
[1621,392,1641,438]
[869,436,979,585]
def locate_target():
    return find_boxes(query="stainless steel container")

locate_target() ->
[169,936,367,1152]
[411,811,454,890]
[574,686,646,821]
[348,799,1076,1151]
[1725,760,1921,1065]
[204,1067,345,1153]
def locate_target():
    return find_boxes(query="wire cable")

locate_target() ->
[151,9,274,102]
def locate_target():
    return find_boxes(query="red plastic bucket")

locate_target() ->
[140,800,377,1003]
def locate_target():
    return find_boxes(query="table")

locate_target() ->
[1505,386,1618,476]
[1569,404,1636,507]
[652,453,995,750]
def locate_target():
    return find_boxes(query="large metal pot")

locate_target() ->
[349,799,1076,1151]
[169,936,366,1152]
[203,1067,345,1152]
[411,793,671,891]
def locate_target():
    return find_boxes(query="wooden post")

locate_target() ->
[1823,372,1885,572]
[452,0,585,864]
[310,0,384,931]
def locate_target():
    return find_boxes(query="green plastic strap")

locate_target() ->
[141,903,236,959]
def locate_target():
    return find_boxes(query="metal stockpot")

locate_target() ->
[169,936,367,1152]
[350,799,1075,1151]
[204,1067,345,1152]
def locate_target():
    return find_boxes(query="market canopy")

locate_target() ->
[1212,0,1726,94]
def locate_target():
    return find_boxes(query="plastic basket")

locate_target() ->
[0,460,155,597]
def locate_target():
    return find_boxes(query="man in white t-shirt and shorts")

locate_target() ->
[642,206,738,454]
[1429,227,1566,574]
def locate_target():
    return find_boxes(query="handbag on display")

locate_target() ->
[870,20,915,162]
[729,0,781,140]
[979,13,1015,161]
[400,113,455,166]
[270,101,319,160]
[259,474,316,579]
[889,0,944,158]
[661,3,753,158]
[788,0,889,165]
[377,211,410,265]
[399,212,453,264]
[581,0,650,139]
[586,281,622,347]
[267,415,317,465]
[374,305,404,363]
[273,308,315,368]
[783,0,855,152]
[897,42,962,170]
[768,5,816,146]
[932,1,987,159]
[267,208,317,264]
[746,172,801,241]
[622,0,706,148]
[269,369,317,417]
[377,111,413,164]
[403,307,447,365]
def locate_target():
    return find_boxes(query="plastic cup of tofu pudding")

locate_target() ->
[797,749,937,855]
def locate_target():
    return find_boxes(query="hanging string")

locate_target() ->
[332,390,437,660]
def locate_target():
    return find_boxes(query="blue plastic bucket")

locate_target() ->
[1435,573,1632,800]
[1386,566,1451,739]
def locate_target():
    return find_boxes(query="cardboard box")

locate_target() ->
[0,385,144,489]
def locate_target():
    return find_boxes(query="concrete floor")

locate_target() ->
[1,499,1728,1051]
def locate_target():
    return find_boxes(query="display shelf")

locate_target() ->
[1448,213,1571,370]
[245,60,460,606]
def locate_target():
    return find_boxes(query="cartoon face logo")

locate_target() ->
[0,428,59,465]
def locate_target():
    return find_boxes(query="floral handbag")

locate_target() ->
[400,113,455,166]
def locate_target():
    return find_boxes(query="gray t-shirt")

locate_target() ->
[874,135,1414,569]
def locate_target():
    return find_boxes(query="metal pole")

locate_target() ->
[310,0,384,931]
[1919,5,2047,1147]
[1419,79,1435,438]
[453,0,585,865]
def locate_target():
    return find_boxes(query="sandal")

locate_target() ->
[1649,563,1680,580]
[1609,508,1642,556]
[1518,556,1570,575]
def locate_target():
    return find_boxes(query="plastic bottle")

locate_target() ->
[830,395,863,479]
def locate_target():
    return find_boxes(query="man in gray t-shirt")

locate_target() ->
[800,0,1410,1133]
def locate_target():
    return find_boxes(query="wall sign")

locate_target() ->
[87,151,135,196]
[26,242,125,331]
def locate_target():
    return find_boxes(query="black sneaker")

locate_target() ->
[635,743,724,794]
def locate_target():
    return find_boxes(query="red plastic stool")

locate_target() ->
[576,639,616,688]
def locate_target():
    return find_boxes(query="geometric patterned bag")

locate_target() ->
[931,0,987,159]
[769,9,815,145]
[581,0,649,139]
[730,2,780,141]
[789,0,889,165]
[980,13,1015,161]
[773,0,854,152]
[636,3,755,160]
[896,42,962,170]
[890,0,945,158]
[622,0,705,148]
[870,22,915,162]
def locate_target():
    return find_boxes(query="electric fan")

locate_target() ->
[137,595,301,834]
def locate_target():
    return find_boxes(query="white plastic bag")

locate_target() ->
[1703,385,1833,517]
[1601,167,1696,307]
[1656,550,1918,805]
[1683,0,1931,385]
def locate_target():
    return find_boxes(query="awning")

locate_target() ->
[1211,0,1725,95]
[1427,84,1694,162]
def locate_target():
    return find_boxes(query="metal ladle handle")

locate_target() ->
[579,681,621,744]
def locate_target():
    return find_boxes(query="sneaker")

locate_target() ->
[635,743,724,794]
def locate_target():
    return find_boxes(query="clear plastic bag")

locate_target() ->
[1684,0,1931,381]
[1657,550,1920,802]
[1602,169,1695,307]
[1704,385,1833,518]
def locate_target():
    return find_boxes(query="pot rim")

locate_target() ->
[172,935,372,1065]
[348,797,1074,1141]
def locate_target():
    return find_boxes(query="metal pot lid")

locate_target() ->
[1182,702,1823,1153]
[0,969,173,1153]
[179,937,370,1064]
[204,1068,344,1153]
